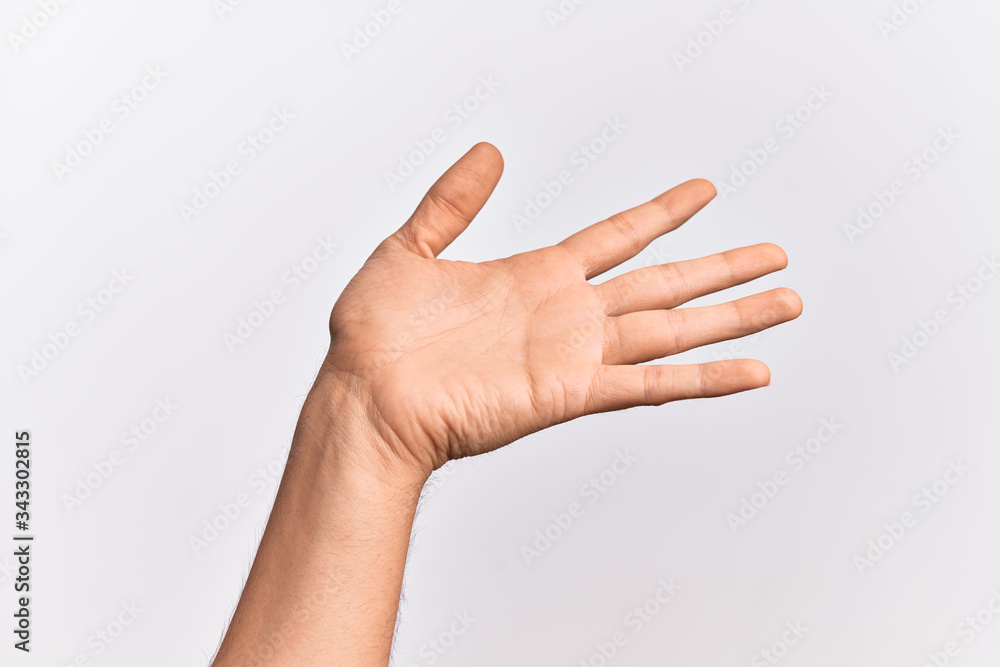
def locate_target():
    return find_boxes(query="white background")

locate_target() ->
[2,0,1000,665]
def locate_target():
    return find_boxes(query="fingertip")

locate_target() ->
[749,360,772,388]
[690,178,718,202]
[760,242,789,270]
[470,142,504,173]
[714,358,771,394]
[777,287,804,319]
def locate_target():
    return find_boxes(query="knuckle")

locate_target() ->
[658,262,688,295]
[643,366,662,403]
[609,212,645,256]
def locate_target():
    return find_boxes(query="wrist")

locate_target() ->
[294,366,432,498]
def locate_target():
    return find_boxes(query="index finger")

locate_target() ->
[558,179,717,279]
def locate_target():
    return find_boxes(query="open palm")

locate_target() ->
[323,143,801,473]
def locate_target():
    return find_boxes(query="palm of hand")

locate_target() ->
[325,144,801,473]
[329,242,606,467]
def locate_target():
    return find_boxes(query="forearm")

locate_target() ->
[212,374,427,667]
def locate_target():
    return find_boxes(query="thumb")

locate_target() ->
[394,142,504,258]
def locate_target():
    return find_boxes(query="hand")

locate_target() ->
[321,143,802,478]
[213,142,804,667]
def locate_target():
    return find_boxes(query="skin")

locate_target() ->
[210,143,802,666]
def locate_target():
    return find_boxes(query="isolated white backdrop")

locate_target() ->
[2,0,1000,665]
